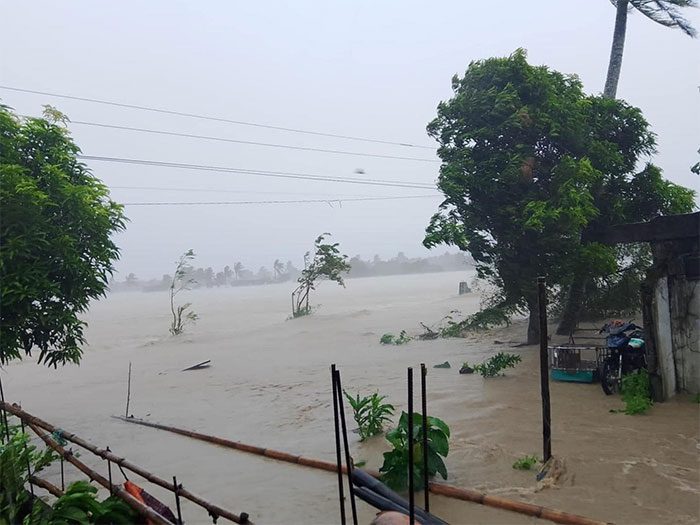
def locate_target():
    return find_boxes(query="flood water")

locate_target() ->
[4,272,699,524]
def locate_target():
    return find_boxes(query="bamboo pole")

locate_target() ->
[0,402,250,525]
[30,475,64,498]
[112,415,611,525]
[26,421,173,525]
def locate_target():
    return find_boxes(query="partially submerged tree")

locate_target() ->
[424,50,695,343]
[0,105,126,367]
[169,249,199,335]
[291,233,350,317]
[604,0,696,98]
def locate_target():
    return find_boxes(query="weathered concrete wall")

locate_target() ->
[669,276,700,394]
[653,277,676,399]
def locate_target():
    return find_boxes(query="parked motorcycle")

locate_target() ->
[599,320,646,395]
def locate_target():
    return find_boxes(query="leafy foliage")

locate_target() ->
[439,307,513,337]
[379,331,412,345]
[343,391,395,441]
[621,369,653,415]
[0,105,126,367]
[0,422,56,523]
[512,455,540,470]
[472,352,522,378]
[169,249,199,335]
[380,412,450,491]
[291,234,350,317]
[423,50,695,343]
[25,481,136,525]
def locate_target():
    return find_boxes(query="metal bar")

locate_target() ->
[174,476,184,525]
[26,421,174,525]
[333,369,358,525]
[0,402,249,524]
[60,455,65,490]
[0,375,11,442]
[420,363,430,512]
[407,367,415,525]
[538,276,552,462]
[331,364,346,525]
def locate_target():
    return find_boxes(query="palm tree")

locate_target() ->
[273,259,285,279]
[604,0,696,99]
[233,262,244,280]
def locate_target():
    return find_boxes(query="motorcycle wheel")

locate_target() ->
[601,357,619,396]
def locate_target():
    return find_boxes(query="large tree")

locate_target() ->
[0,105,126,367]
[424,50,695,343]
[604,0,696,98]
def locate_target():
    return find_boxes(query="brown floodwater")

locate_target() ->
[4,272,699,525]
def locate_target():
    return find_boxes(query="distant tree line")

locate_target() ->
[109,252,473,292]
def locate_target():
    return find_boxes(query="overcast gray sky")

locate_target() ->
[2,1,698,278]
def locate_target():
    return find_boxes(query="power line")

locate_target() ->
[68,120,438,162]
[78,155,438,189]
[110,185,398,198]
[121,195,440,206]
[0,85,437,150]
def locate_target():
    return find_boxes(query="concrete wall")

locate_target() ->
[653,277,676,399]
[669,276,700,395]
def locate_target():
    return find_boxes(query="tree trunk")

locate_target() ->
[556,278,586,335]
[604,0,629,98]
[527,299,540,345]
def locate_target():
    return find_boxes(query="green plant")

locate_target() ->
[169,249,199,335]
[692,393,700,404]
[0,421,57,523]
[472,352,522,377]
[621,369,653,415]
[379,331,411,345]
[25,481,136,524]
[0,104,126,366]
[291,233,350,318]
[344,391,395,441]
[380,412,450,491]
[512,455,539,470]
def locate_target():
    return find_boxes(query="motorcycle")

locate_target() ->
[599,320,647,395]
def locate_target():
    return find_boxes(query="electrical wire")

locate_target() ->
[0,85,437,150]
[78,155,438,189]
[121,195,440,206]
[110,185,402,198]
[68,120,438,162]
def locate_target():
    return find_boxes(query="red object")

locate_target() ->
[124,480,177,524]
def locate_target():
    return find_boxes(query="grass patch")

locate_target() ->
[380,330,412,345]
[512,455,539,470]
[621,369,653,415]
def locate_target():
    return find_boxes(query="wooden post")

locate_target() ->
[538,277,552,462]
[125,362,132,418]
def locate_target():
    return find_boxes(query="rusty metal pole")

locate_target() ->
[407,367,415,525]
[331,364,346,525]
[538,277,552,463]
[333,369,358,525]
[420,363,429,512]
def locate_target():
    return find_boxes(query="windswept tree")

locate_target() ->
[0,105,126,367]
[291,234,350,317]
[424,50,694,343]
[233,262,244,280]
[604,0,696,98]
[273,259,285,279]
[169,249,199,335]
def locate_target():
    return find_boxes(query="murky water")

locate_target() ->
[4,272,699,524]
